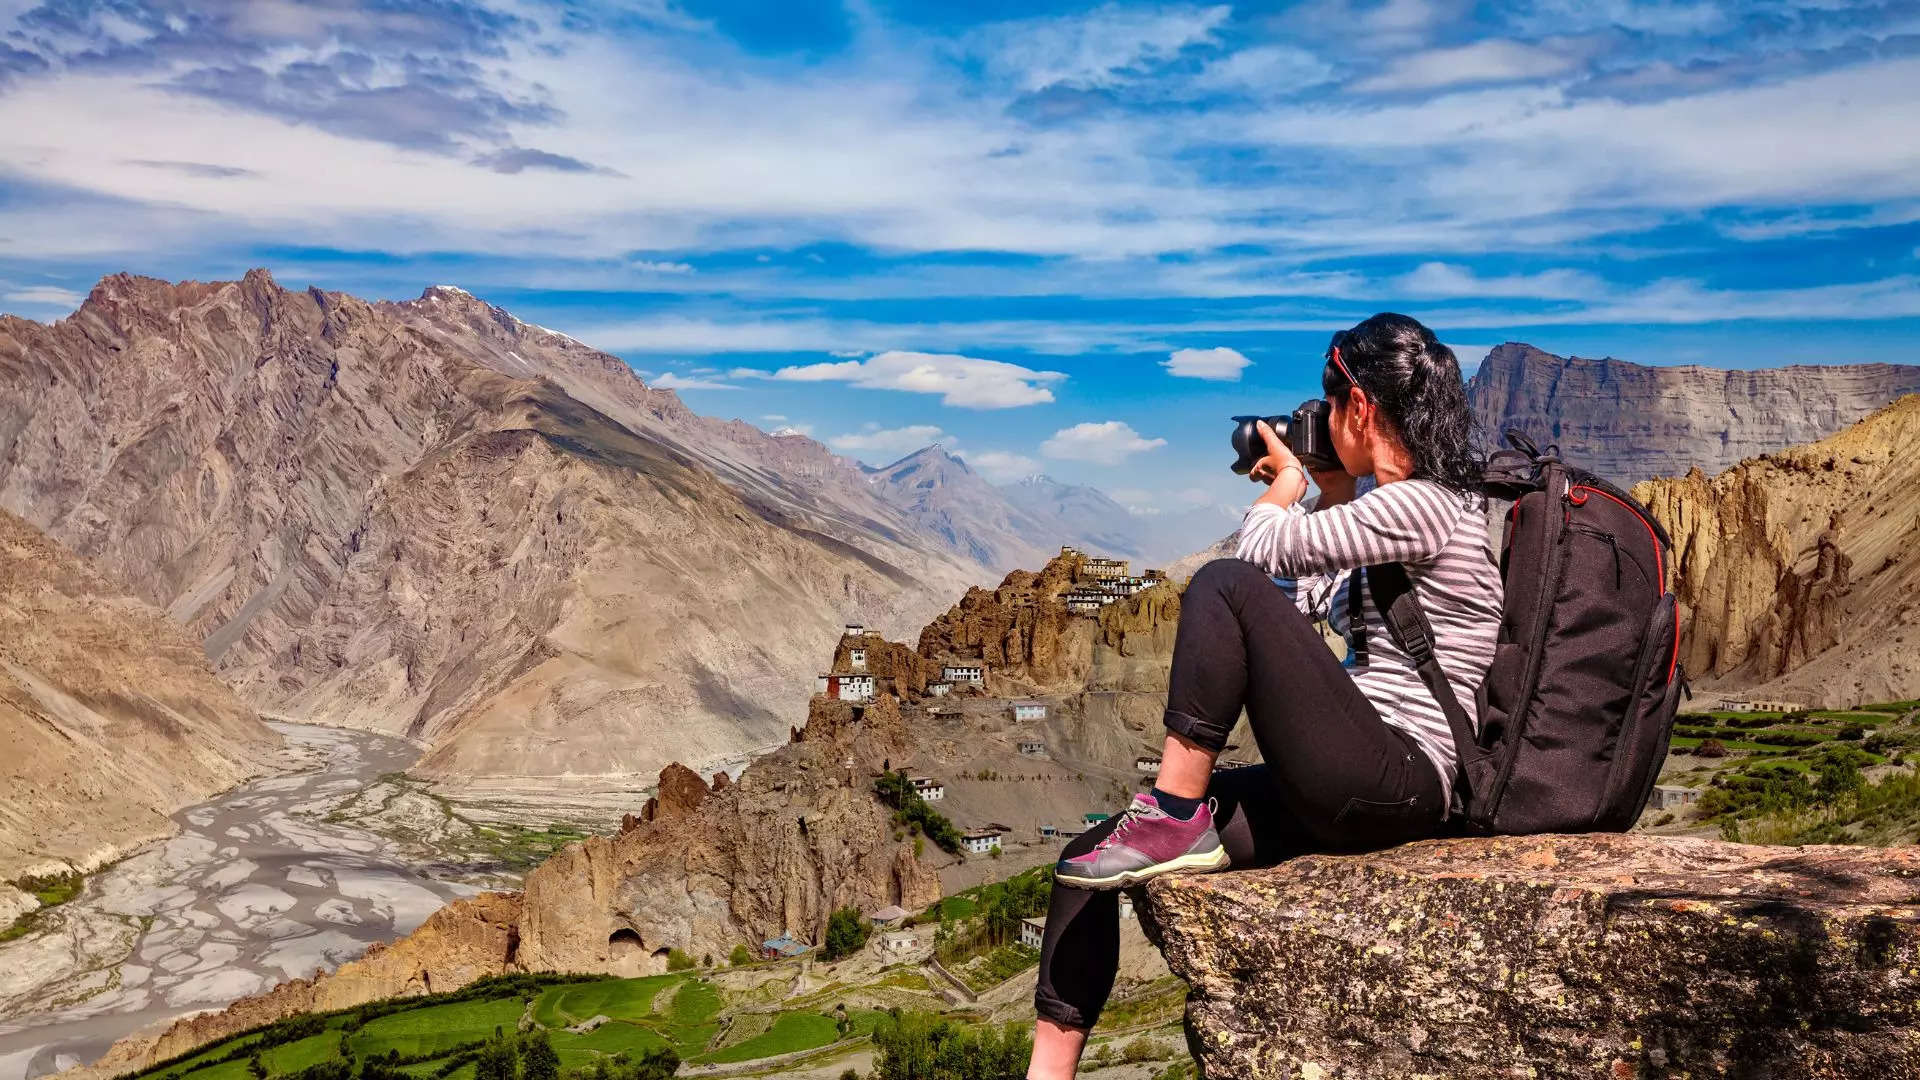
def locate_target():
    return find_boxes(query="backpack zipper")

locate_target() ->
[1568,523,1622,588]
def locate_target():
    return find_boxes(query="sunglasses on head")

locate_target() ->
[1325,330,1358,387]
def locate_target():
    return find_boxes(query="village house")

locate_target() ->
[926,681,952,697]
[844,624,868,637]
[1064,587,1115,615]
[1018,740,1046,756]
[761,934,809,960]
[1020,917,1046,950]
[1083,556,1130,581]
[867,904,910,927]
[961,827,1005,854]
[1717,697,1754,712]
[1753,699,1808,713]
[847,646,867,670]
[1038,823,1057,838]
[816,673,875,701]
[1011,700,1048,722]
[1650,785,1701,810]
[1060,545,1083,558]
[877,927,923,955]
[942,661,986,685]
[911,776,946,801]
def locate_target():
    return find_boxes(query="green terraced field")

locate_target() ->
[694,1012,838,1064]
[349,997,525,1058]
[533,974,681,1027]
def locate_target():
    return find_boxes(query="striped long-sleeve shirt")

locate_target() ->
[1235,478,1503,810]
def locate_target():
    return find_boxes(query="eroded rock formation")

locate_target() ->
[1144,833,1920,1079]
[1468,342,1920,485]
[0,272,986,788]
[914,553,1099,690]
[1634,394,1920,706]
[0,509,278,883]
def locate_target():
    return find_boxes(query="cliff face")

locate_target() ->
[1633,395,1920,706]
[0,509,279,883]
[1145,833,1920,1079]
[1468,343,1920,484]
[0,272,986,786]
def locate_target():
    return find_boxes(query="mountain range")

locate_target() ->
[1467,343,1920,485]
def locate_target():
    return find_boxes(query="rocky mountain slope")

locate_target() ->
[995,473,1158,563]
[1634,395,1920,708]
[1468,343,1920,484]
[0,272,987,790]
[0,510,278,887]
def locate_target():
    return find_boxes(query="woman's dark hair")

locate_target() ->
[1320,312,1481,497]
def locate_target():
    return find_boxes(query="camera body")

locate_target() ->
[1230,400,1340,475]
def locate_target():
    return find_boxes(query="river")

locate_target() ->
[0,723,478,1080]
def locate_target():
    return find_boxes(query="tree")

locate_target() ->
[248,1056,268,1080]
[665,948,695,971]
[872,1013,1032,1080]
[822,906,870,961]
[521,1032,559,1080]
[1696,738,1728,758]
[474,1032,517,1080]
[729,943,753,967]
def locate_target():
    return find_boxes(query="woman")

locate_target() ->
[1027,312,1503,1078]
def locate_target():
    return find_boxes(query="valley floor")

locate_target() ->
[0,724,621,1080]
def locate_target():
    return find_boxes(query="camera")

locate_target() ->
[1230,400,1339,475]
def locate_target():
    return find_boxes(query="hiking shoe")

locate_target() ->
[1054,793,1227,890]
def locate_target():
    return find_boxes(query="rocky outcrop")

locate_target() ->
[1468,343,1920,485]
[1634,395,1920,706]
[0,509,278,880]
[0,272,987,788]
[914,553,1099,690]
[1143,833,1920,1079]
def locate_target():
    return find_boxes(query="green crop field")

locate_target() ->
[533,974,680,1027]
[694,1011,838,1064]
[349,997,525,1058]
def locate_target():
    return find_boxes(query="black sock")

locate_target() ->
[1150,787,1202,820]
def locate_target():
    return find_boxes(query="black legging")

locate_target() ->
[1034,557,1447,1029]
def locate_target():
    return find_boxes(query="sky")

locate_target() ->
[1,0,1917,539]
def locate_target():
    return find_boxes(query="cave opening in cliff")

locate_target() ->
[608,927,643,956]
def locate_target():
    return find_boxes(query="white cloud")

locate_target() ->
[761,413,788,421]
[769,424,814,437]
[1352,39,1576,93]
[1163,346,1251,380]
[1395,262,1605,299]
[770,350,1066,408]
[1041,421,1167,463]
[2,285,85,308]
[829,349,866,358]
[652,372,740,390]
[1192,45,1334,94]
[828,424,949,454]
[632,260,695,274]
[970,4,1232,92]
[959,449,1042,482]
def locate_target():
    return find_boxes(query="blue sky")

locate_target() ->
[1,0,1917,537]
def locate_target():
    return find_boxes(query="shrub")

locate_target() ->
[822,906,871,961]
[1837,725,1868,741]
[871,1013,1031,1080]
[1120,1038,1170,1063]
[521,1032,559,1080]
[1696,739,1728,758]
[729,943,753,967]
[665,948,695,971]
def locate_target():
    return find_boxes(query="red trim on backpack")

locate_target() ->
[1572,484,1679,683]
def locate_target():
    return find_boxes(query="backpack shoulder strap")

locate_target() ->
[1365,563,1478,777]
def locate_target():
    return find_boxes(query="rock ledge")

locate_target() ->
[1141,833,1920,1079]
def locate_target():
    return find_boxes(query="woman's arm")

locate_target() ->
[1235,479,1460,579]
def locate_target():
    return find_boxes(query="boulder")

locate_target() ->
[1141,833,1920,1079]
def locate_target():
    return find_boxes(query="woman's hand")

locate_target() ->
[1309,467,1357,509]
[1250,419,1309,507]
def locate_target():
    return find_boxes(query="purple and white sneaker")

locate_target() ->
[1054,793,1227,890]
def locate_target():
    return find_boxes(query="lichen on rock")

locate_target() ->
[1141,833,1920,1079]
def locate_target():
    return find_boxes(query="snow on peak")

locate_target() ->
[425,284,473,298]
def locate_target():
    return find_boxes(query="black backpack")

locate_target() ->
[1369,431,1686,834]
